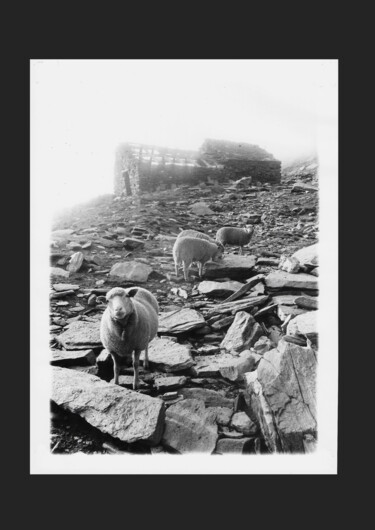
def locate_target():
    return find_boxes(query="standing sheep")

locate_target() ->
[177,229,222,248]
[173,236,223,281]
[215,226,255,255]
[100,286,159,390]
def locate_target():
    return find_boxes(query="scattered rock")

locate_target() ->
[67,252,84,273]
[50,267,70,278]
[52,367,165,445]
[265,271,318,291]
[279,255,300,273]
[122,237,145,250]
[230,411,259,436]
[253,336,273,355]
[204,254,257,280]
[52,283,80,292]
[294,296,318,310]
[154,376,188,391]
[141,338,194,372]
[220,311,263,353]
[219,350,262,381]
[189,202,214,215]
[109,261,153,282]
[162,399,218,453]
[180,388,234,408]
[56,320,102,350]
[158,308,206,334]
[50,349,96,366]
[292,243,318,267]
[197,280,245,297]
[215,438,255,454]
[286,310,318,346]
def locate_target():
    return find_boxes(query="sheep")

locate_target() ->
[100,286,159,390]
[173,236,223,281]
[177,229,223,249]
[215,225,255,255]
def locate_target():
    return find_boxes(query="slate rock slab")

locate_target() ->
[220,311,263,353]
[162,399,218,453]
[52,283,80,292]
[292,243,318,267]
[50,267,70,278]
[52,367,165,445]
[204,254,257,280]
[50,349,96,366]
[265,271,318,291]
[56,320,102,350]
[197,280,245,297]
[158,308,206,334]
[154,375,188,391]
[215,438,255,454]
[109,261,153,282]
[245,339,317,453]
[141,337,194,372]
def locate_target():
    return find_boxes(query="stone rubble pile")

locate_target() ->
[50,178,318,454]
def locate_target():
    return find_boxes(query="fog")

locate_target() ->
[30,59,336,216]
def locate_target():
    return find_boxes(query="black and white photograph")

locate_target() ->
[30,59,338,474]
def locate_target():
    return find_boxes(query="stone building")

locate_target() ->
[114,139,281,195]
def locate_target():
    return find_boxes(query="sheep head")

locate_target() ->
[106,287,138,321]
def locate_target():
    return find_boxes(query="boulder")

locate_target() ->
[220,311,263,353]
[230,411,259,436]
[52,367,165,445]
[162,399,218,453]
[56,320,102,350]
[158,308,206,334]
[204,254,257,280]
[292,244,318,268]
[197,280,245,297]
[141,338,194,372]
[109,261,153,282]
[265,271,318,291]
[50,349,96,366]
[245,339,317,453]
[286,310,318,346]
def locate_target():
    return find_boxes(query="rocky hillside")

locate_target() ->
[50,176,319,455]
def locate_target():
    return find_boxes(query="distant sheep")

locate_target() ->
[216,226,255,254]
[173,236,223,281]
[100,286,159,390]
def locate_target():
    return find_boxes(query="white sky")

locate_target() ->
[30,59,336,214]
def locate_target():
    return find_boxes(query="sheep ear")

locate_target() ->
[127,288,138,297]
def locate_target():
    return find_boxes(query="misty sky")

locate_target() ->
[30,59,337,213]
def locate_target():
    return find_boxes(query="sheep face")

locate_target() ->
[214,245,224,261]
[106,287,137,321]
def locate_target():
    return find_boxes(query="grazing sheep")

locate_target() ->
[173,237,223,281]
[100,286,159,390]
[215,226,255,255]
[177,229,223,248]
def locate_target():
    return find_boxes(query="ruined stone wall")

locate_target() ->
[224,160,281,184]
[137,163,228,192]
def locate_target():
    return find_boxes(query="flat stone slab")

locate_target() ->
[109,261,153,282]
[294,296,318,310]
[287,310,318,345]
[122,237,145,250]
[140,337,194,372]
[265,271,318,291]
[158,308,206,334]
[180,387,234,408]
[50,267,70,278]
[56,320,102,350]
[153,376,188,391]
[52,367,165,445]
[215,438,255,454]
[52,283,80,292]
[50,349,96,366]
[204,254,257,280]
[220,311,263,353]
[162,399,218,453]
[197,280,245,297]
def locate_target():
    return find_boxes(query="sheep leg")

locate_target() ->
[183,261,190,281]
[144,344,149,370]
[198,262,203,278]
[239,246,243,255]
[175,260,179,277]
[132,350,140,390]
[111,352,120,385]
